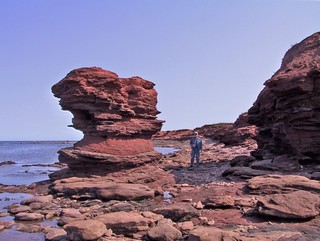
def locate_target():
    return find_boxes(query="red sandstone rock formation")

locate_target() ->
[52,67,164,169]
[153,115,257,147]
[248,32,320,162]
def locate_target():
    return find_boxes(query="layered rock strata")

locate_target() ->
[248,32,320,162]
[52,67,164,169]
[154,113,257,147]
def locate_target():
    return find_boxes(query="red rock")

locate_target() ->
[52,67,164,169]
[153,129,193,141]
[52,177,154,201]
[7,205,31,214]
[188,227,239,241]
[14,212,44,221]
[248,32,320,161]
[45,228,67,241]
[64,220,107,241]
[153,203,199,222]
[204,195,235,208]
[154,119,257,147]
[20,195,53,205]
[256,190,320,220]
[147,222,183,241]
[246,174,320,195]
[95,211,153,235]
[0,220,14,229]
[96,183,154,201]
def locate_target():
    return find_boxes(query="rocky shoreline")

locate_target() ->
[0,139,319,241]
[1,32,320,241]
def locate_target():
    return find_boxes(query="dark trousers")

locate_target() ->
[190,148,200,167]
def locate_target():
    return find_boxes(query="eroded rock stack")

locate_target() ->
[52,67,164,170]
[248,32,320,162]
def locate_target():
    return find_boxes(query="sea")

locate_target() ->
[0,141,177,186]
[0,141,74,186]
[0,141,177,240]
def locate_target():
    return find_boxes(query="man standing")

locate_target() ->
[189,132,202,167]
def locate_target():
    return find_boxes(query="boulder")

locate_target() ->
[102,200,135,213]
[0,220,14,229]
[64,220,107,241]
[20,195,53,205]
[7,204,31,214]
[204,195,235,208]
[0,211,8,217]
[177,221,194,235]
[60,208,83,218]
[16,223,44,233]
[250,155,301,172]
[45,227,68,241]
[246,174,320,195]
[147,222,183,241]
[222,166,271,179]
[255,190,320,219]
[14,212,44,221]
[141,211,164,222]
[95,211,153,235]
[153,203,199,222]
[58,216,85,226]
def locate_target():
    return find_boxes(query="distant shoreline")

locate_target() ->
[0,141,77,144]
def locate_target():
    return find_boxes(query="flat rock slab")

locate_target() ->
[57,148,162,169]
[97,183,154,201]
[246,174,320,194]
[147,223,182,241]
[0,220,14,229]
[188,227,239,241]
[204,195,235,208]
[14,212,44,221]
[53,178,154,201]
[188,227,304,241]
[95,211,153,235]
[45,228,67,241]
[0,211,8,217]
[223,166,271,179]
[21,195,53,205]
[153,203,199,222]
[7,205,31,214]
[64,220,107,241]
[256,190,320,219]
[251,155,301,172]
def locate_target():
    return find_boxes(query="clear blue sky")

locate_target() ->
[1,0,319,141]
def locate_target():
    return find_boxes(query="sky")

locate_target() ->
[1,0,319,141]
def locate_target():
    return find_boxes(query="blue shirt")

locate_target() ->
[190,137,202,151]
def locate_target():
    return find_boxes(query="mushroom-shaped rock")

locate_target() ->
[52,67,164,170]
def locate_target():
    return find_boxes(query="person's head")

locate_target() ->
[194,132,198,137]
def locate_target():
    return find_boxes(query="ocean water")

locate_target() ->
[0,141,178,186]
[0,141,73,185]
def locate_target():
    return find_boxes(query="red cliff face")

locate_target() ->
[248,32,320,162]
[52,67,164,168]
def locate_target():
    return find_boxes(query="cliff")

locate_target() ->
[248,32,320,163]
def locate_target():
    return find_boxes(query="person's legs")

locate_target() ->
[190,149,196,167]
[195,150,200,167]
